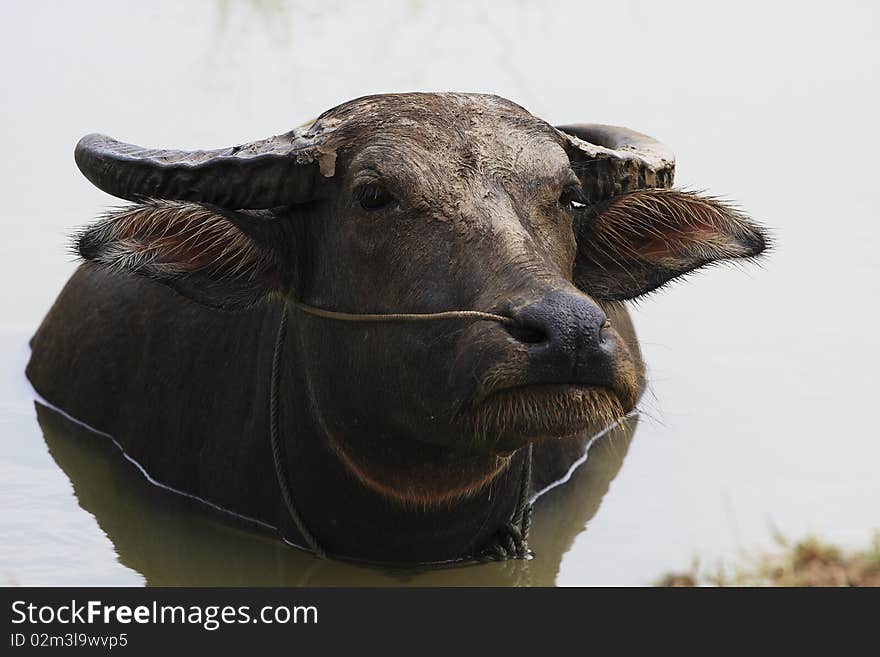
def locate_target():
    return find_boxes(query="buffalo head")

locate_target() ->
[73,93,766,505]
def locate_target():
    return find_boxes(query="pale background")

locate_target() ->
[1,0,877,585]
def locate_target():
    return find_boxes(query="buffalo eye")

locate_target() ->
[356,183,397,211]
[559,185,587,211]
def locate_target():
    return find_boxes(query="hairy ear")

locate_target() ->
[574,189,768,301]
[75,200,290,310]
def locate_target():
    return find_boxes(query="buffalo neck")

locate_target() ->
[275,306,527,564]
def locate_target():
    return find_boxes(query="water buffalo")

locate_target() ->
[27,93,766,565]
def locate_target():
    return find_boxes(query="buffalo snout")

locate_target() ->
[502,290,618,392]
[451,287,641,451]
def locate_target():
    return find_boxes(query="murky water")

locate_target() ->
[1,1,878,586]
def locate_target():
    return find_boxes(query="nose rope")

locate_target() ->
[292,300,612,331]
[270,303,533,564]
[291,300,517,326]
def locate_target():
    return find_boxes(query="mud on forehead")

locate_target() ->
[316,92,573,185]
[343,136,572,196]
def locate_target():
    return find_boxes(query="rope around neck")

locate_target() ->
[270,309,326,557]
[477,442,533,562]
[268,301,533,564]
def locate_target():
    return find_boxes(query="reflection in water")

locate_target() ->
[3,0,878,586]
[36,401,635,586]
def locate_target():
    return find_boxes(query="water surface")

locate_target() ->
[1,0,878,585]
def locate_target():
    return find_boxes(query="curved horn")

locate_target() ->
[555,124,675,204]
[75,129,335,209]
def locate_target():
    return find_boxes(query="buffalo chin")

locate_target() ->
[322,384,630,507]
[461,384,630,453]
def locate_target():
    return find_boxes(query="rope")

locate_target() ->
[269,309,326,558]
[291,300,516,326]
[269,300,534,564]
[477,444,533,561]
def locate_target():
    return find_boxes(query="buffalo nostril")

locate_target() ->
[505,322,548,345]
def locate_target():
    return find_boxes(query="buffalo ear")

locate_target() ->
[75,201,290,310]
[574,189,768,301]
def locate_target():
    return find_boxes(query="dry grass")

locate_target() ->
[656,532,880,587]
